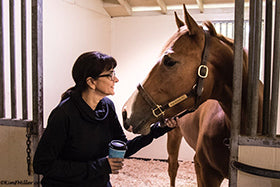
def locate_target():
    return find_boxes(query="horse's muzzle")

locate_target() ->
[122,109,132,131]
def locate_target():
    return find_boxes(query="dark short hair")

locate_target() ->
[72,51,117,91]
[61,51,117,100]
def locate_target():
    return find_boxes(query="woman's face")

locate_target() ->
[94,69,119,96]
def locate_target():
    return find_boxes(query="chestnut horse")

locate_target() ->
[167,99,229,186]
[122,5,263,187]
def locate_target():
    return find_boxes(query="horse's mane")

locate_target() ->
[204,21,249,78]
[203,21,234,47]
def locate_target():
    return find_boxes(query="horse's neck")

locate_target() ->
[207,36,263,133]
[214,68,263,135]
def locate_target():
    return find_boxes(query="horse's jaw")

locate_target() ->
[123,117,151,135]
[122,89,155,135]
[122,108,152,135]
[134,124,151,135]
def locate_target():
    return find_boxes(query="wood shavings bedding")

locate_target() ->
[110,158,228,187]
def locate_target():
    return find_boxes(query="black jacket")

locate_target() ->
[33,91,172,187]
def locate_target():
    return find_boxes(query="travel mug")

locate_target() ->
[108,140,127,158]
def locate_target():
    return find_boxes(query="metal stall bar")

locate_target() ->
[232,161,280,179]
[243,21,249,49]
[0,0,4,118]
[263,0,273,135]
[226,22,228,37]
[246,0,262,136]
[10,0,17,119]
[0,118,33,127]
[246,0,255,135]
[32,0,43,135]
[269,0,280,138]
[32,0,43,183]
[232,21,235,40]
[22,0,28,120]
[229,0,244,186]
[250,0,262,135]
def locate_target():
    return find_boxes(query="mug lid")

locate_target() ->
[109,140,127,150]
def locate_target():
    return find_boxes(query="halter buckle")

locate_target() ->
[152,105,165,118]
[198,65,208,79]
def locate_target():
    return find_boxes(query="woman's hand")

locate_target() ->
[164,117,178,128]
[107,157,124,174]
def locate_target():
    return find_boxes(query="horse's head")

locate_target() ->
[122,5,235,135]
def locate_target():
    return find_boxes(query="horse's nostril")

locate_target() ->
[122,109,127,122]
[127,125,133,132]
[122,109,130,130]
[123,121,131,130]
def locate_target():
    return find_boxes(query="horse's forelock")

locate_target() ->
[159,29,187,56]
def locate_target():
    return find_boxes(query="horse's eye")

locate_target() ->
[163,56,177,67]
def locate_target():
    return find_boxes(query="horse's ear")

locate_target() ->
[204,21,217,36]
[174,11,184,29]
[183,4,200,35]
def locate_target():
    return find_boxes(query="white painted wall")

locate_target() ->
[43,0,111,125]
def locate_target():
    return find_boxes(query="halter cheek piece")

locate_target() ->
[137,31,210,122]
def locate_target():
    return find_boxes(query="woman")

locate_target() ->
[33,51,177,187]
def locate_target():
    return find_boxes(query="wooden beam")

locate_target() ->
[117,0,132,15]
[196,0,204,13]
[156,0,167,14]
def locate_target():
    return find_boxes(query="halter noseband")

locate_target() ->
[137,31,210,122]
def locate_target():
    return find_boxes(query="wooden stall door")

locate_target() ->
[230,0,280,186]
[0,0,43,186]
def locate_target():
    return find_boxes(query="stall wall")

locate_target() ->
[0,127,34,186]
[238,146,280,186]
[0,0,111,185]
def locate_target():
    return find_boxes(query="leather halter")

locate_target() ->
[137,31,210,121]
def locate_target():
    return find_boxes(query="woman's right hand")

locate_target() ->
[107,157,124,174]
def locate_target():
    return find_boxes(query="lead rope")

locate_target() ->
[159,108,196,127]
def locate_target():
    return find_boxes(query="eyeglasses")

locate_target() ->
[97,71,116,81]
